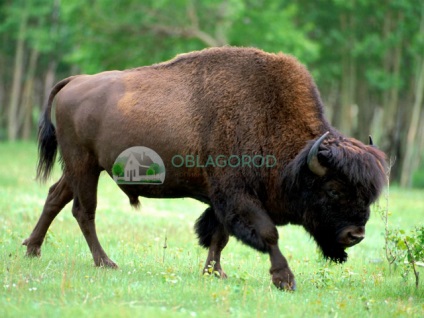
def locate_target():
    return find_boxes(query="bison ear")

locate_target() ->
[307,131,329,177]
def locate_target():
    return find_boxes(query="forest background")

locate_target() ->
[1,0,423,187]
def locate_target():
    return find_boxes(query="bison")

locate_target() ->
[23,47,387,290]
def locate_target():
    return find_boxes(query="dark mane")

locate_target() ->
[283,135,387,203]
[322,137,387,198]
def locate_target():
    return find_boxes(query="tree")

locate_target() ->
[7,1,28,141]
[399,2,424,187]
[59,0,318,73]
[297,0,424,185]
[112,163,124,177]
[149,163,161,175]
[0,0,423,186]
[0,0,72,140]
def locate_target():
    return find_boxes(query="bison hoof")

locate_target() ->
[97,258,118,269]
[217,270,228,279]
[271,269,296,291]
[275,280,296,291]
[22,239,41,257]
[203,268,228,279]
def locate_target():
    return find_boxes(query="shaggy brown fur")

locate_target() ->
[23,47,387,290]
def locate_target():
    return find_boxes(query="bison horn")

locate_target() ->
[368,135,374,146]
[307,131,329,176]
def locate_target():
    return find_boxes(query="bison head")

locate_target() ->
[283,132,387,262]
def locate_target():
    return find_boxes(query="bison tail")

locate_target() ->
[36,112,57,182]
[36,76,76,182]
[195,207,221,248]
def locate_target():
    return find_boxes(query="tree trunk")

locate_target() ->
[20,48,39,140]
[43,61,57,108]
[400,4,424,187]
[379,10,404,181]
[42,0,60,111]
[0,37,5,138]
[355,69,372,143]
[412,112,424,184]
[381,9,392,113]
[400,59,424,187]
[7,6,28,141]
[336,11,356,136]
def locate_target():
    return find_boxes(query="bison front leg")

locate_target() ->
[269,244,296,290]
[215,193,296,290]
[23,175,73,257]
[195,207,229,278]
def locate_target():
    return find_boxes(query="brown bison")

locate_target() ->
[23,47,387,290]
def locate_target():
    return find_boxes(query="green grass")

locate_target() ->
[1,142,423,317]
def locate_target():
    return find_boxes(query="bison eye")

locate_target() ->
[327,189,340,199]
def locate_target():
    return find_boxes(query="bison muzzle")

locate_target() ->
[23,47,387,290]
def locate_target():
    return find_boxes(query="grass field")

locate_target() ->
[1,142,423,317]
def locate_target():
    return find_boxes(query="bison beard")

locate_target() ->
[311,228,348,263]
[23,47,387,291]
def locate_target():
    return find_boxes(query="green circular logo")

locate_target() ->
[112,146,165,185]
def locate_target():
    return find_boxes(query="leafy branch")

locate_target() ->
[403,237,420,289]
[379,159,423,288]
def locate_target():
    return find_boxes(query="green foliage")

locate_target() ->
[57,0,321,73]
[387,227,424,288]
[0,0,68,60]
[378,169,423,288]
[149,163,161,174]
[1,0,424,185]
[229,1,319,63]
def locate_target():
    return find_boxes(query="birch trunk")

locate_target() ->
[7,6,28,141]
[399,3,424,187]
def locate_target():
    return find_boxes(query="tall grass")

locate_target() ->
[1,142,423,317]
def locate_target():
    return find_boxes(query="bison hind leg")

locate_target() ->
[195,207,229,278]
[23,175,73,257]
[195,207,220,247]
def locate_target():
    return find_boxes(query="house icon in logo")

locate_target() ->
[113,147,165,185]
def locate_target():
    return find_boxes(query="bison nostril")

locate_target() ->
[347,231,364,244]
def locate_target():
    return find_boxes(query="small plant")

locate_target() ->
[162,267,181,285]
[203,261,220,277]
[387,227,424,288]
[378,159,397,269]
[315,265,333,288]
[379,159,423,288]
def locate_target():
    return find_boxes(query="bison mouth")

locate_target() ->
[309,225,365,263]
